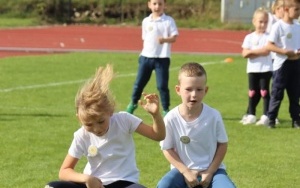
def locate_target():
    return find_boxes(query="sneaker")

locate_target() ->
[256,115,269,126]
[243,114,256,125]
[267,119,276,129]
[292,120,300,129]
[126,103,137,114]
[275,118,280,125]
[239,114,248,124]
[163,110,169,117]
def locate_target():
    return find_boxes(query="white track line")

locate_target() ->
[0,61,223,93]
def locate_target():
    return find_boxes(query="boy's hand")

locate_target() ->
[139,93,159,115]
[199,171,213,188]
[158,37,164,44]
[183,169,200,188]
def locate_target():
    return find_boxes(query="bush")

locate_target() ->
[0,0,251,29]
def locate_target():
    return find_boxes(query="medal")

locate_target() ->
[287,33,292,39]
[180,136,190,144]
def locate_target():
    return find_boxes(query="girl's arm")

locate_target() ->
[59,154,104,188]
[242,47,270,59]
[135,93,165,141]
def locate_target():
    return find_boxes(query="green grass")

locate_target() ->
[0,52,299,188]
[0,18,40,28]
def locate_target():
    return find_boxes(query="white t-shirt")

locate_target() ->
[266,13,280,34]
[268,19,300,71]
[160,104,228,171]
[242,32,273,73]
[68,112,142,185]
[140,13,178,58]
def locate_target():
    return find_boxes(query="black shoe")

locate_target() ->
[267,120,276,129]
[292,120,300,129]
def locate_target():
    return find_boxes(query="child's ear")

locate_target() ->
[175,85,180,95]
[205,86,209,94]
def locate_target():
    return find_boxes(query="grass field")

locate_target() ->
[0,52,299,188]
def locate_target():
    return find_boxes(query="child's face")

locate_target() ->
[176,74,208,109]
[252,12,268,33]
[275,6,285,18]
[286,3,300,19]
[81,113,111,137]
[148,0,165,16]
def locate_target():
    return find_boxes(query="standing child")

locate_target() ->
[126,0,178,116]
[240,1,284,125]
[266,0,300,128]
[240,8,273,125]
[157,63,236,188]
[266,0,285,34]
[45,64,165,188]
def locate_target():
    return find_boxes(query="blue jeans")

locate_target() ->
[131,56,170,111]
[157,168,236,188]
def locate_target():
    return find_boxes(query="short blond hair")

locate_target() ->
[75,64,115,125]
[178,62,207,84]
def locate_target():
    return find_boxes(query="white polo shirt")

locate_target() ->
[140,13,178,58]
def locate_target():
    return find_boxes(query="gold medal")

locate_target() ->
[180,136,190,144]
[287,33,292,39]
[88,145,98,157]
[148,26,153,31]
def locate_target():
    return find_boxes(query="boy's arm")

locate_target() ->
[266,41,297,58]
[205,142,227,175]
[158,35,177,44]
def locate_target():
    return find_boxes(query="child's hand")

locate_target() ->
[85,176,104,188]
[158,37,164,44]
[285,49,300,58]
[199,171,213,188]
[182,169,200,188]
[139,93,159,115]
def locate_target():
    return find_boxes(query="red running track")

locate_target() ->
[0,25,249,58]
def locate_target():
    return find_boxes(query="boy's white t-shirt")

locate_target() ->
[268,19,300,71]
[68,112,142,185]
[140,13,178,58]
[160,104,228,171]
[242,32,273,73]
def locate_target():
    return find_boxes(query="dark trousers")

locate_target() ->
[268,59,300,121]
[131,56,170,111]
[46,180,146,188]
[247,72,272,115]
